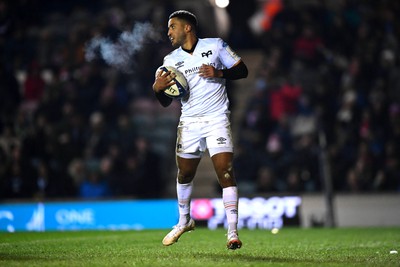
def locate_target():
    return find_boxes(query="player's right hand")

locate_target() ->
[153,70,176,93]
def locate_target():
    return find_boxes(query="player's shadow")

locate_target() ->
[194,251,343,265]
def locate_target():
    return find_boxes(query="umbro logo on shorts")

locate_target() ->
[216,137,227,144]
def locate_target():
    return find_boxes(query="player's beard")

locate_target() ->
[171,33,185,48]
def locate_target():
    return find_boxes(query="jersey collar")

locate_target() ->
[182,38,199,54]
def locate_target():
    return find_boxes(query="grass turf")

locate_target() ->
[0,227,399,267]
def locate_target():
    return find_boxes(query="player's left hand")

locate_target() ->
[199,64,222,78]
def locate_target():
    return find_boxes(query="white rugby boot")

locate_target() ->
[226,230,242,250]
[162,218,195,246]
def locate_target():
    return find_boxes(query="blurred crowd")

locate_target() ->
[0,0,399,201]
[0,0,182,200]
[236,0,400,194]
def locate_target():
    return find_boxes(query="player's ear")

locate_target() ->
[185,24,192,33]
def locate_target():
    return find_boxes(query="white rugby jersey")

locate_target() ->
[163,38,241,119]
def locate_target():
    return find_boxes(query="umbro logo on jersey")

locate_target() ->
[201,50,212,58]
[216,137,226,144]
[175,61,184,67]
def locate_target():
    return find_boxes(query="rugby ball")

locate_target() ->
[158,66,188,99]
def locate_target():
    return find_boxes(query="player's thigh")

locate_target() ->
[176,121,206,155]
[205,116,233,155]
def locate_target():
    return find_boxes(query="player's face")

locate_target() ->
[167,18,187,48]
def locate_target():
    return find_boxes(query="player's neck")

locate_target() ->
[182,37,198,54]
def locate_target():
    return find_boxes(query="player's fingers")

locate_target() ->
[200,70,210,77]
[161,70,171,77]
[156,69,164,77]
[162,71,176,81]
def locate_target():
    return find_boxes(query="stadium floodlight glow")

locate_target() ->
[215,0,229,8]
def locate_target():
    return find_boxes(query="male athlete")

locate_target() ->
[152,10,248,250]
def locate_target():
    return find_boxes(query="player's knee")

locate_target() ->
[216,168,236,187]
[177,169,196,184]
[221,170,233,180]
[214,162,233,179]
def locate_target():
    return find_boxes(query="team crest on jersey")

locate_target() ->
[201,50,212,58]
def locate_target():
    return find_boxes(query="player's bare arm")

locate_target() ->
[153,70,175,107]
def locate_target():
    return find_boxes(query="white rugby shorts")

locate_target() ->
[176,115,234,158]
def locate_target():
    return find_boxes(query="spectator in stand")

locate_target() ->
[0,144,36,199]
[293,25,324,67]
[96,80,127,129]
[79,161,111,199]
[268,77,302,126]
[114,153,141,197]
[112,113,137,156]
[130,137,164,198]
[290,134,320,192]
[84,111,112,159]
[256,165,280,193]
[0,125,20,159]
[0,66,21,123]
[373,140,400,191]
[345,142,375,192]
[22,62,45,113]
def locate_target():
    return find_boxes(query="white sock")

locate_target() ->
[177,181,193,226]
[223,186,239,232]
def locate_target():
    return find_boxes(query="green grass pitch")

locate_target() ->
[0,227,399,266]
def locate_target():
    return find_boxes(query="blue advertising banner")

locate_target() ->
[0,200,179,232]
[0,196,301,232]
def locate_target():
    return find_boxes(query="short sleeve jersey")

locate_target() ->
[163,38,241,119]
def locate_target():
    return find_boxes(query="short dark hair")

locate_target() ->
[169,10,198,30]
